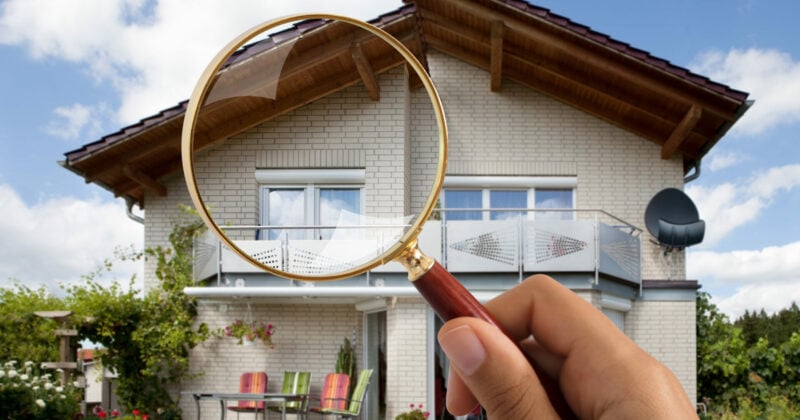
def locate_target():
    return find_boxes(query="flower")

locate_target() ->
[222,319,275,345]
[132,409,140,415]
[8,369,17,378]
[35,399,46,408]
[111,409,120,417]
[395,403,429,420]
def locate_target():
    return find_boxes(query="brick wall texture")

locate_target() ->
[145,51,697,417]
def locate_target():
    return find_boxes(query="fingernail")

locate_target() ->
[439,325,486,376]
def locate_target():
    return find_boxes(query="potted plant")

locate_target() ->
[222,320,275,347]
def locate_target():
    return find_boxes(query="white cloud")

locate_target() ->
[689,241,800,318]
[0,0,400,126]
[0,184,143,292]
[689,242,800,286]
[45,103,100,140]
[690,48,800,135]
[713,282,800,319]
[707,151,743,172]
[686,164,800,247]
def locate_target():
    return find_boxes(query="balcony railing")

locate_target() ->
[193,209,642,285]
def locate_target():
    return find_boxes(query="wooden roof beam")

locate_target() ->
[490,20,504,92]
[426,36,677,131]
[123,164,167,197]
[351,42,380,101]
[84,139,180,183]
[661,105,702,159]
[435,0,739,122]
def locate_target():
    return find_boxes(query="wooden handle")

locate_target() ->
[413,260,576,419]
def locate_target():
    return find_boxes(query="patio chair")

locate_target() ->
[227,371,268,420]
[267,371,312,419]
[310,369,373,419]
[308,373,351,415]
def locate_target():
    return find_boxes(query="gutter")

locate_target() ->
[125,198,144,224]
[685,99,754,184]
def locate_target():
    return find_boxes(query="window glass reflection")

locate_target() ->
[319,188,361,239]
[535,189,573,220]
[490,190,527,220]
[268,189,305,239]
[444,190,482,220]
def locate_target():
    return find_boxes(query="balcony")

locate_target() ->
[193,209,642,287]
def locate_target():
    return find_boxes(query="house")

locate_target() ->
[77,348,120,415]
[61,0,749,418]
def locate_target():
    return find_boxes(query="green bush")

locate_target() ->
[0,360,81,419]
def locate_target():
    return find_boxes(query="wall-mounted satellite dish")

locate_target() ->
[644,188,705,250]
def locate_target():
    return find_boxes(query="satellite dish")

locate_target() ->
[644,188,705,249]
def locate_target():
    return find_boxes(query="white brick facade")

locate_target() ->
[384,299,429,417]
[178,302,363,418]
[145,51,697,417]
[626,299,697,403]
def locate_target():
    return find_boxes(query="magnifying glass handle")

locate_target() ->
[409,257,576,419]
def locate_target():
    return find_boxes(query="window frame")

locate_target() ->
[441,176,576,221]
[256,169,366,239]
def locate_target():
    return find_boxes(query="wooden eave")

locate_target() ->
[412,0,748,163]
[62,0,749,209]
[62,8,424,208]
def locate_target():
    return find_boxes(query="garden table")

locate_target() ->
[185,392,309,420]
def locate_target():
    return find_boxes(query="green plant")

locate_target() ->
[335,337,355,397]
[0,286,67,364]
[66,208,211,415]
[223,320,275,346]
[0,360,81,419]
[396,403,430,420]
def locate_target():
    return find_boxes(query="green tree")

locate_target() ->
[734,303,800,346]
[67,210,210,417]
[0,286,66,365]
[697,293,800,416]
[698,292,741,400]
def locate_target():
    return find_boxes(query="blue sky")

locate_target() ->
[1,0,798,318]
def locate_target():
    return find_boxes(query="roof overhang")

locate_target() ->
[61,0,749,208]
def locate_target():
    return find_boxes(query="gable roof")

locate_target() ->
[62,0,749,209]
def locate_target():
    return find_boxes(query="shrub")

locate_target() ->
[0,360,80,419]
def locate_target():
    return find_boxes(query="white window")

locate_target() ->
[256,169,365,240]
[441,176,576,221]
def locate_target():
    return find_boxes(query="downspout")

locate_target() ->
[125,198,144,225]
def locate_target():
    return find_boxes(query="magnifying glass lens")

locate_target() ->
[185,16,443,280]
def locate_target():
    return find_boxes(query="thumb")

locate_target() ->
[438,317,559,419]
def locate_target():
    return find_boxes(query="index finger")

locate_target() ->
[485,274,638,368]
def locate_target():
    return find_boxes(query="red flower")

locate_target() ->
[409,403,415,408]
[142,415,149,420]
[424,411,431,418]
[111,409,120,417]
[132,409,140,415]
[98,411,107,419]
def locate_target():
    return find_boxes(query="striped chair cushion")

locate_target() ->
[231,371,267,410]
[321,373,351,410]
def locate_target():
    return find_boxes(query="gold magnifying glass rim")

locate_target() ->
[181,13,447,282]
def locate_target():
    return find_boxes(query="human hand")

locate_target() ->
[437,274,696,419]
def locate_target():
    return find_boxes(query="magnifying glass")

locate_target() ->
[182,14,571,416]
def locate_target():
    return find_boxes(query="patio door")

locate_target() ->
[364,310,387,420]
